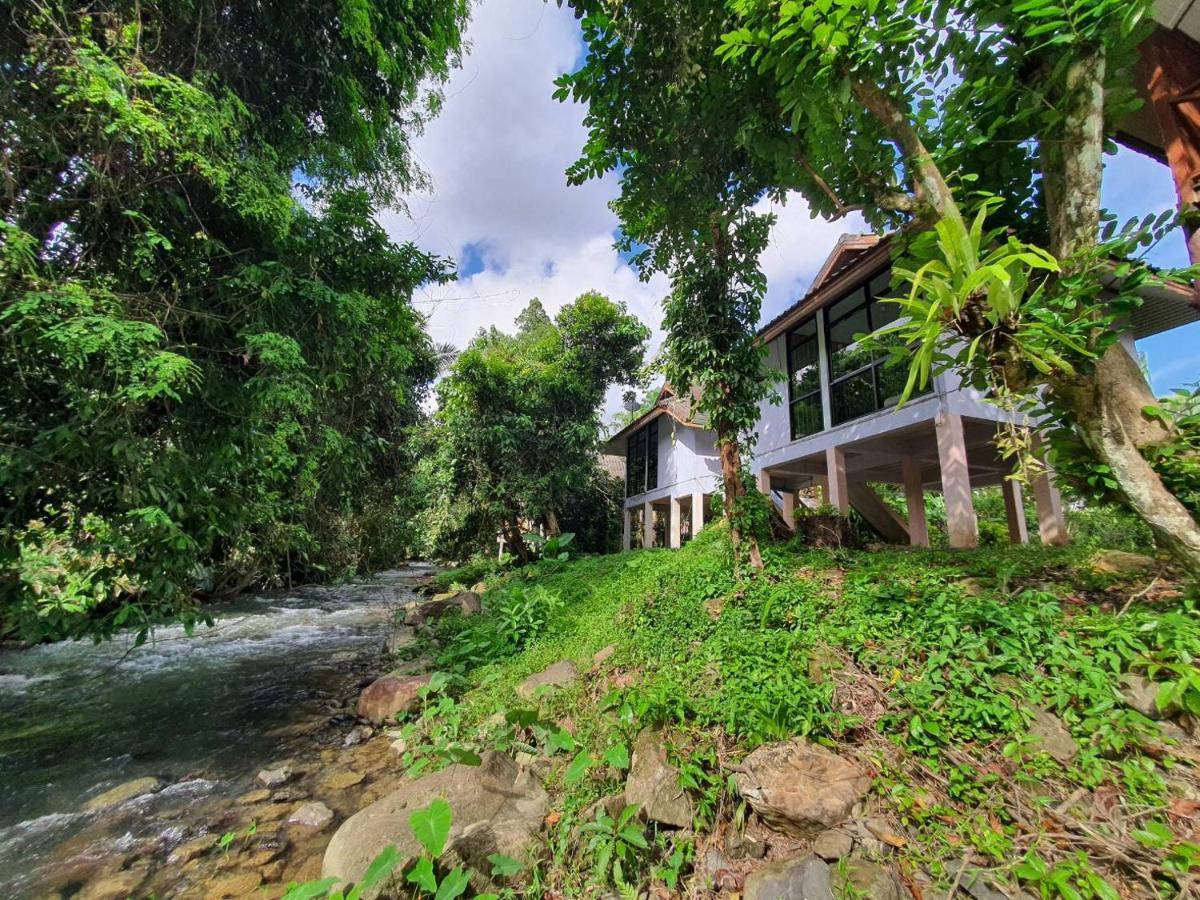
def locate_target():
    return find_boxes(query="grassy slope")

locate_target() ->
[397,528,1200,898]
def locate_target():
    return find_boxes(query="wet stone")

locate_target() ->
[82,777,161,812]
[237,788,271,805]
[323,770,365,790]
[204,870,263,899]
[256,765,293,788]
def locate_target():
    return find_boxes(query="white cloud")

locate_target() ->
[384,0,863,417]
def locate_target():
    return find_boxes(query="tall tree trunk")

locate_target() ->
[1050,348,1200,574]
[717,425,764,571]
[503,521,530,563]
[545,509,561,537]
[1040,46,1200,575]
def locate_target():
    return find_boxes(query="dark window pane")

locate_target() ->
[869,269,893,298]
[790,394,822,439]
[875,359,909,409]
[831,370,877,425]
[646,419,659,491]
[828,306,872,379]
[870,294,901,330]
[826,286,866,324]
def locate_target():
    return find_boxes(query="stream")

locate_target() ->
[0,565,430,898]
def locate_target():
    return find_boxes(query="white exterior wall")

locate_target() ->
[624,417,720,509]
[750,325,1027,477]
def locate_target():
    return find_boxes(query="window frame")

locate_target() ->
[625,416,659,496]
[823,266,913,426]
[784,316,823,441]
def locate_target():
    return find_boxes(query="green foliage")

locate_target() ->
[414,295,647,561]
[1,0,469,640]
[581,804,651,888]
[439,585,566,670]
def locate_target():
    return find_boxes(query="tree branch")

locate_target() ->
[851,80,966,232]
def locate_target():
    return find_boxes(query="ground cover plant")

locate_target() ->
[385,526,1200,897]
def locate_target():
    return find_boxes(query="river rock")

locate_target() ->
[289,800,335,830]
[841,860,904,900]
[82,776,161,812]
[1120,673,1183,720]
[402,591,481,626]
[386,626,416,653]
[811,828,854,861]
[624,728,693,827]
[237,788,271,804]
[78,866,149,900]
[726,829,767,860]
[256,765,293,788]
[744,855,833,900]
[323,769,365,790]
[168,836,215,864]
[356,673,432,724]
[1029,710,1078,763]
[516,660,579,700]
[592,645,616,666]
[734,738,870,838]
[1092,550,1157,575]
[322,751,548,898]
[204,870,262,899]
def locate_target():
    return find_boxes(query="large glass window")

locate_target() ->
[625,417,659,496]
[824,268,916,426]
[786,318,822,440]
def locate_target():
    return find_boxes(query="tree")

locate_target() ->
[714,0,1200,572]
[0,0,468,640]
[557,0,782,569]
[423,294,648,561]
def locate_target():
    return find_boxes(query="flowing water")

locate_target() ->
[0,566,430,898]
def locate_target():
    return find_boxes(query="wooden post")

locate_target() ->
[642,500,654,549]
[669,496,682,549]
[1002,478,1029,544]
[1031,465,1068,546]
[692,491,705,534]
[622,507,632,552]
[825,446,849,515]
[902,458,929,547]
[935,411,978,548]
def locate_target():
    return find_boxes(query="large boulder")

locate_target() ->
[1091,550,1156,575]
[516,660,579,700]
[840,860,904,900]
[322,752,548,897]
[744,856,833,900]
[624,728,693,828]
[734,738,870,838]
[357,673,433,724]
[403,592,481,626]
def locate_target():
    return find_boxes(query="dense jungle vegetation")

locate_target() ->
[0,0,470,641]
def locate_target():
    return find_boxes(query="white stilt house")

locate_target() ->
[608,235,1198,551]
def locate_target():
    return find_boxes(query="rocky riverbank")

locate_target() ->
[0,568,441,900]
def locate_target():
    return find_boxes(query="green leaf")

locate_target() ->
[603,743,630,769]
[433,867,472,900]
[565,751,596,785]
[406,856,438,894]
[358,845,401,891]
[487,853,524,878]
[409,798,453,857]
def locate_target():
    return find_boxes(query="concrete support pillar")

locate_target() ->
[825,446,849,515]
[935,411,978,548]
[1031,465,1068,546]
[780,490,796,531]
[1001,478,1029,544]
[692,491,705,534]
[669,496,682,549]
[622,507,632,552]
[757,469,771,494]
[642,500,654,549]
[902,458,930,547]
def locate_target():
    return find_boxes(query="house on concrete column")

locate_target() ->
[606,231,1197,552]
[603,385,722,551]
[750,233,1198,549]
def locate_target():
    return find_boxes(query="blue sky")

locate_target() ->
[385,0,1197,408]
[1101,148,1200,393]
